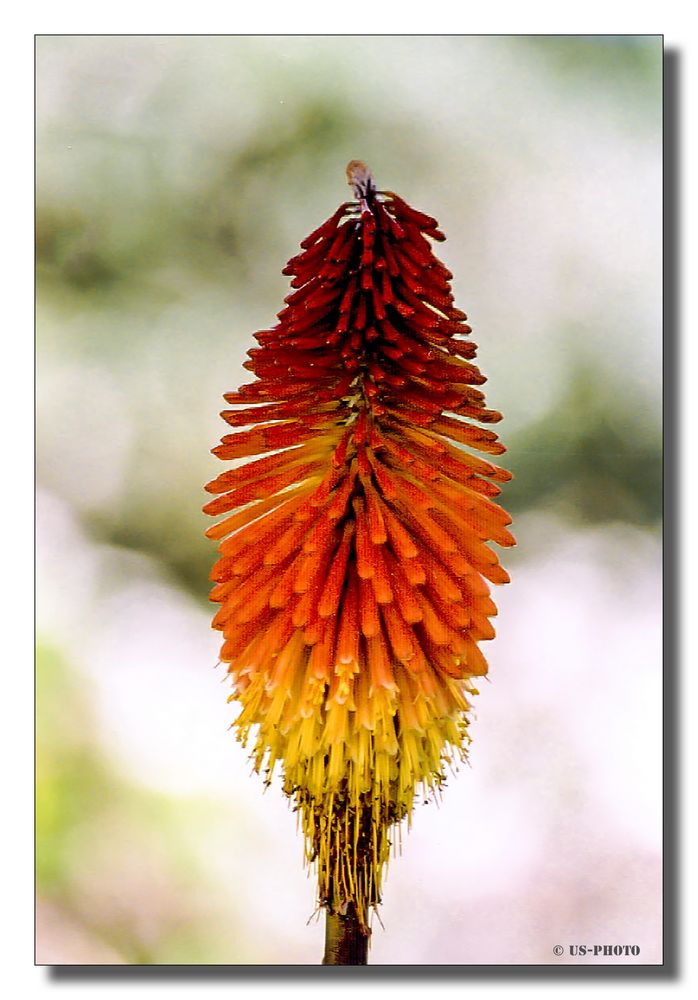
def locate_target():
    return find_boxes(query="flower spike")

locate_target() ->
[204,163,514,953]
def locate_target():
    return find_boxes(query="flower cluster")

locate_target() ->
[204,162,514,930]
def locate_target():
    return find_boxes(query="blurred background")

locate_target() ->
[35,35,662,965]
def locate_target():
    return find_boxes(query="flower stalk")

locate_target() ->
[323,905,369,965]
[204,161,514,963]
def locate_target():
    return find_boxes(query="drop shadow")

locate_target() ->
[661,42,680,983]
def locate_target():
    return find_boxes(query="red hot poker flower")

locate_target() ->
[204,161,514,941]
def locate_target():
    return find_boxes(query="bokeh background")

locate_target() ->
[35,35,662,965]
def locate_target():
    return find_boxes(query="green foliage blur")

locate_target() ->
[37,646,227,963]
